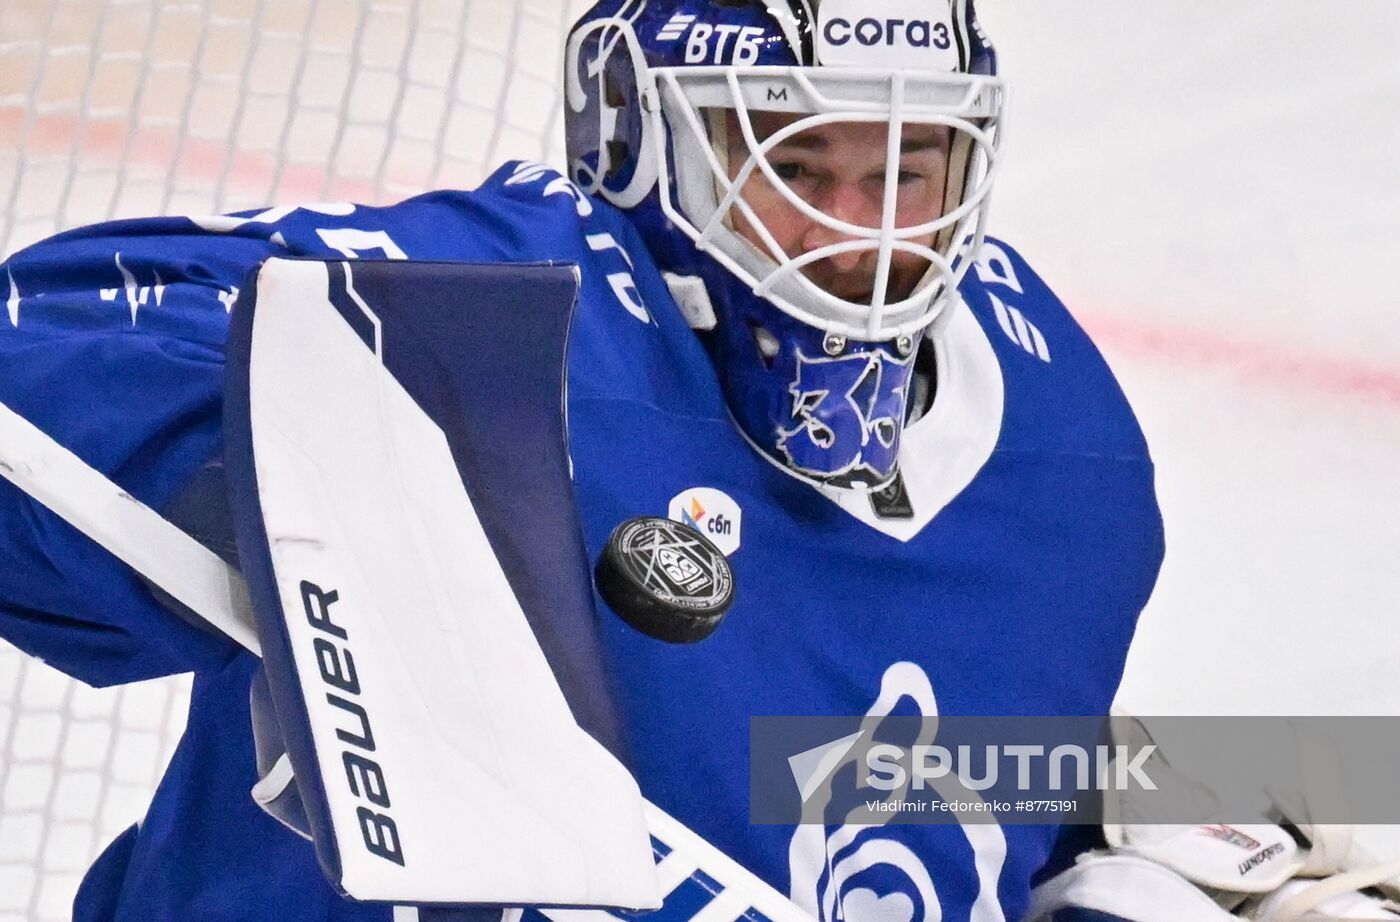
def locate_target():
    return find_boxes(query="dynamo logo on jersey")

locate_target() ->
[668,487,742,556]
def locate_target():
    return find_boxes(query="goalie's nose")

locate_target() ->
[797,187,883,295]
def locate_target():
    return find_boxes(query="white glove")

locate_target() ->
[1026,717,1400,922]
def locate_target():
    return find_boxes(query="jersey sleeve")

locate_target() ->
[0,217,286,685]
[0,179,655,687]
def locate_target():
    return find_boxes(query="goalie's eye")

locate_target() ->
[769,161,823,198]
[772,162,806,182]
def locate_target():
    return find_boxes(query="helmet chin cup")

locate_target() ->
[701,268,921,490]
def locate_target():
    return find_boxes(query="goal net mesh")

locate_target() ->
[0,1,589,918]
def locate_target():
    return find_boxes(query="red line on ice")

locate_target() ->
[1078,310,1400,409]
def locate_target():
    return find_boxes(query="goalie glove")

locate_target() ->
[1029,834,1400,921]
[1027,717,1400,921]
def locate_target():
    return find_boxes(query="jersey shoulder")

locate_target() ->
[0,162,632,339]
[251,161,622,262]
[957,236,1153,463]
[3,162,719,445]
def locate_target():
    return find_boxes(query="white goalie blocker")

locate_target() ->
[222,257,659,907]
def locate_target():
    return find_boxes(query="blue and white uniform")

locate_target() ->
[0,163,1162,921]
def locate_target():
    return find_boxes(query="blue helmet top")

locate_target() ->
[565,0,1005,488]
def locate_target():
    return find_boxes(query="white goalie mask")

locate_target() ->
[566,0,1007,486]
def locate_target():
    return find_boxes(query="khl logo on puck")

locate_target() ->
[595,516,736,644]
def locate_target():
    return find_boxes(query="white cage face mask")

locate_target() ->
[650,66,1005,341]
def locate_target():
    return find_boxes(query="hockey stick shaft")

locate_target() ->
[0,400,259,651]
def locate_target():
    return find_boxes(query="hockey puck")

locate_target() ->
[595,516,736,644]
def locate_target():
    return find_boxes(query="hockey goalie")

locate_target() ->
[1,1,1390,920]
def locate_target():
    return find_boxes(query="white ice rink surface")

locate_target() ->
[1,0,1398,914]
[981,0,1400,860]
[979,0,1400,713]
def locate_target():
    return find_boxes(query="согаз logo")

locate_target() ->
[823,18,951,50]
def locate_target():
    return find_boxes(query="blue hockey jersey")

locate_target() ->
[0,161,1163,922]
